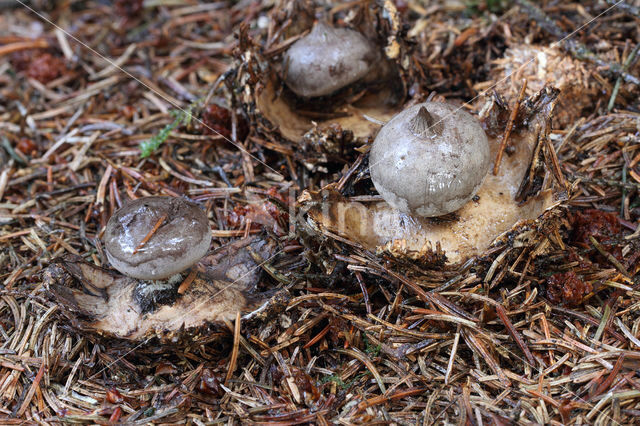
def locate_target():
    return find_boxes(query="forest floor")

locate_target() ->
[1,0,640,424]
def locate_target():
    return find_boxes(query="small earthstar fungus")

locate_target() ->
[301,88,567,266]
[244,8,405,144]
[44,195,289,343]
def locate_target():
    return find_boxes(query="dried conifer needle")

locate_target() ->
[132,214,167,254]
[494,79,527,175]
[0,39,49,56]
[496,304,536,367]
[224,312,241,386]
[589,235,631,278]
[177,268,198,294]
[303,323,331,349]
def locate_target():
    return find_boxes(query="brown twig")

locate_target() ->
[0,39,49,56]
[355,387,427,413]
[224,312,241,387]
[177,268,198,294]
[494,79,527,175]
[592,354,626,398]
[495,304,536,367]
[589,235,631,278]
[354,270,371,315]
[16,362,45,417]
[132,214,167,254]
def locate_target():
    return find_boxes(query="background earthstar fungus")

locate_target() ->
[281,21,385,99]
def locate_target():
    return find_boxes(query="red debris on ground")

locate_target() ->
[9,49,37,71]
[10,50,67,84]
[226,187,289,233]
[24,53,66,83]
[569,209,622,260]
[105,388,124,404]
[199,369,223,396]
[546,271,592,306]
[201,103,248,141]
[201,104,232,139]
[16,138,37,156]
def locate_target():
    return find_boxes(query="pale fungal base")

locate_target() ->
[257,77,398,142]
[136,274,183,294]
[308,181,557,265]
[45,238,288,343]
[92,273,249,340]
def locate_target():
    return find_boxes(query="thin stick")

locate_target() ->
[608,43,640,111]
[354,270,372,315]
[0,39,48,56]
[355,387,427,413]
[494,79,527,175]
[495,304,536,367]
[592,354,625,397]
[462,329,511,388]
[303,324,331,349]
[542,128,567,189]
[337,348,386,393]
[132,214,167,254]
[620,163,628,218]
[16,362,45,417]
[177,268,198,295]
[589,236,631,278]
[445,325,461,385]
[224,311,241,386]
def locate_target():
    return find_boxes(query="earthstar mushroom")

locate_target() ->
[283,22,380,98]
[369,102,491,217]
[104,196,211,280]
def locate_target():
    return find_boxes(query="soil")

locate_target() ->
[1,0,639,424]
